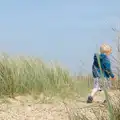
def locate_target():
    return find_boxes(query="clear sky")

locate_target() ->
[0,0,120,74]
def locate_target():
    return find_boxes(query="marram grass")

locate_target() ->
[0,53,90,99]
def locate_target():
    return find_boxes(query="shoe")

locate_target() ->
[87,96,93,103]
[98,89,102,91]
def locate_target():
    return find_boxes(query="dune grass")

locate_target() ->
[0,53,91,100]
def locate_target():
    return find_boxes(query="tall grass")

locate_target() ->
[0,53,74,98]
[0,53,91,100]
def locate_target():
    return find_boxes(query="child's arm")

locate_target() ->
[102,56,115,78]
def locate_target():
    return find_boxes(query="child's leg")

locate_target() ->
[87,78,100,103]
[107,79,112,89]
[91,78,101,97]
[104,78,112,89]
[103,78,111,103]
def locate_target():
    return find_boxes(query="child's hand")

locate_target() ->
[111,76,116,80]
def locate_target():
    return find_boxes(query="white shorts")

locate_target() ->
[94,78,112,90]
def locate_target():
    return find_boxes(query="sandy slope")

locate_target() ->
[0,91,111,120]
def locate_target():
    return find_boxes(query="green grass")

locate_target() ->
[0,53,91,99]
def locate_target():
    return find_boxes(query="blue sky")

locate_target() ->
[0,0,120,74]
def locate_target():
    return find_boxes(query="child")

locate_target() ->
[87,43,116,103]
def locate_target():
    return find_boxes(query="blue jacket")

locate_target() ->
[92,53,114,79]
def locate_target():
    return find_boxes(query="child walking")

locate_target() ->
[87,44,116,103]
